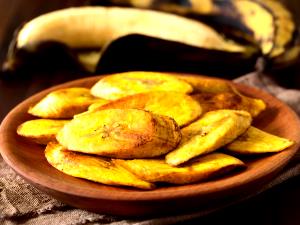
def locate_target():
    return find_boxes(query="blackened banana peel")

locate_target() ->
[97,0,300,69]
[2,6,259,77]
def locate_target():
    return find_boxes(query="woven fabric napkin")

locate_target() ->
[1,72,300,225]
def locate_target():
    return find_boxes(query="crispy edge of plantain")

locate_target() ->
[226,126,295,154]
[17,119,69,145]
[45,142,155,189]
[56,109,181,158]
[231,85,266,117]
[114,152,245,184]
[191,86,266,118]
[178,75,233,94]
[166,110,252,166]
[90,71,194,100]
[28,87,100,119]
[90,91,202,127]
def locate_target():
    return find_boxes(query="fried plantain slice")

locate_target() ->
[17,119,69,144]
[57,109,181,158]
[226,126,294,154]
[45,142,154,189]
[90,71,193,100]
[90,91,202,127]
[88,99,110,111]
[179,76,266,117]
[73,98,110,119]
[166,110,252,166]
[72,98,111,118]
[192,89,266,117]
[114,153,245,184]
[28,87,102,119]
[179,76,233,94]
[231,86,266,117]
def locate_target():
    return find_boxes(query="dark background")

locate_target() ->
[0,1,299,224]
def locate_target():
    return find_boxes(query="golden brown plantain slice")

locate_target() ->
[226,126,294,154]
[192,92,241,113]
[192,89,266,117]
[45,142,154,189]
[73,98,110,119]
[88,99,110,111]
[57,109,181,158]
[179,76,233,94]
[166,110,252,166]
[90,71,193,100]
[72,98,111,118]
[28,87,102,119]
[90,91,202,127]
[231,86,266,117]
[17,119,69,144]
[114,153,245,184]
[179,76,266,117]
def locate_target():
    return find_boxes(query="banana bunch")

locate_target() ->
[2,0,299,77]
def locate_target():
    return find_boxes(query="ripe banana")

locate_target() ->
[97,0,299,67]
[95,33,258,77]
[16,7,246,52]
[3,6,258,75]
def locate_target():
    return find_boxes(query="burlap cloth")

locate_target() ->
[1,72,300,225]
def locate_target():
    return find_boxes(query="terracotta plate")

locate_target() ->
[1,74,300,216]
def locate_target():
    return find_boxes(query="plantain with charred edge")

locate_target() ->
[179,75,266,117]
[45,142,155,189]
[178,75,233,94]
[114,153,245,184]
[90,71,193,100]
[226,126,294,154]
[166,110,252,166]
[191,88,266,118]
[28,87,102,119]
[57,109,181,159]
[17,119,69,145]
[89,91,202,127]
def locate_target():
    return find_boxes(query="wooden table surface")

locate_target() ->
[0,0,299,224]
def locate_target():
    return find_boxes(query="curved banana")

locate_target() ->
[17,6,246,53]
[232,0,295,58]
[3,6,260,74]
[1,5,261,74]
[99,0,298,65]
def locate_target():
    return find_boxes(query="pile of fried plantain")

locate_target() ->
[17,72,294,189]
